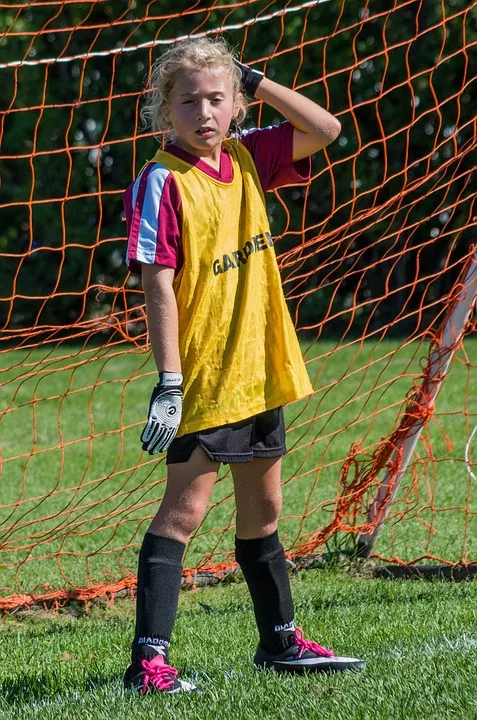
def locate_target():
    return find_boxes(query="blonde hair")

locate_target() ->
[141,37,248,138]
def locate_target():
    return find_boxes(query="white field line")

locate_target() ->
[15,690,87,713]
[0,0,332,70]
[465,421,477,482]
[389,633,477,659]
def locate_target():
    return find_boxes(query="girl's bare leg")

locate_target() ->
[149,446,220,542]
[231,457,282,539]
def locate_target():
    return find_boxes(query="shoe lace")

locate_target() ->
[294,627,335,659]
[139,656,178,693]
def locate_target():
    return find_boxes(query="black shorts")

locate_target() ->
[166,407,287,465]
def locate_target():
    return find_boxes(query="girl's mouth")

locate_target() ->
[196,128,214,137]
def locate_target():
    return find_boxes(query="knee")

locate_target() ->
[237,490,282,536]
[152,497,207,542]
[173,501,207,539]
[259,491,282,526]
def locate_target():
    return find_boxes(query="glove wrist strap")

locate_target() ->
[233,58,264,96]
[158,371,183,387]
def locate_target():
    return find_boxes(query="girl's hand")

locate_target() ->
[141,372,183,454]
[233,59,264,97]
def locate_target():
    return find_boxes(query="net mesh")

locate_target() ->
[1,0,476,610]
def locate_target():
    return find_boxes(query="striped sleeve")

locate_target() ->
[123,162,182,274]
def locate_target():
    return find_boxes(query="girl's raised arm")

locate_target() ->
[254,77,341,161]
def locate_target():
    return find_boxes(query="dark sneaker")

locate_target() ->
[254,627,365,674]
[123,652,198,694]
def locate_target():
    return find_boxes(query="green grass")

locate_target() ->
[1,340,476,718]
[1,338,476,600]
[0,569,476,719]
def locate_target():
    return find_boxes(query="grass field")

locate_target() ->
[1,569,477,719]
[1,338,476,718]
[1,337,476,600]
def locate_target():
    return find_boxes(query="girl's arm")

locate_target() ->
[142,264,181,373]
[254,77,341,161]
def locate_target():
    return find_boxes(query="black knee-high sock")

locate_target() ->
[132,532,185,665]
[235,530,295,653]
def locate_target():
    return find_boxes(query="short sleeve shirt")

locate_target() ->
[124,121,311,273]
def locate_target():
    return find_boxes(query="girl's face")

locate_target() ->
[167,66,239,159]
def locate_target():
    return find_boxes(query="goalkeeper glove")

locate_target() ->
[141,371,183,455]
[233,58,264,97]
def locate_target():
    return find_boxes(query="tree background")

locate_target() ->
[0,0,475,342]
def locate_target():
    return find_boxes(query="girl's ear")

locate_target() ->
[233,91,244,118]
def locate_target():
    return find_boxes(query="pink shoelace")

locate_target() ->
[139,655,178,693]
[294,627,335,659]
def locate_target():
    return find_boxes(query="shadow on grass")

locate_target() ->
[0,669,121,707]
[295,591,440,612]
[178,587,441,620]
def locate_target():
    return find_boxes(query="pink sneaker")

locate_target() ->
[253,627,365,674]
[123,652,198,694]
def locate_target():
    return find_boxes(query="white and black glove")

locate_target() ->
[233,58,264,97]
[140,371,183,455]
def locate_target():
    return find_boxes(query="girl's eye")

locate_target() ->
[180,97,222,105]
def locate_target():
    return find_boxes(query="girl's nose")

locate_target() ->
[197,100,211,120]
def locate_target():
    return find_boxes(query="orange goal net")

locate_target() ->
[1,0,476,610]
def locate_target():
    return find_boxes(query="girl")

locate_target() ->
[124,37,364,694]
